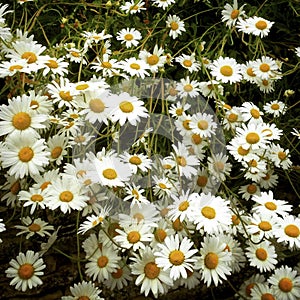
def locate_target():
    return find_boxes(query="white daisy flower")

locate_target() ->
[116,27,142,48]
[237,16,274,38]
[199,80,224,99]
[252,56,281,80]
[139,45,167,73]
[5,250,46,292]
[154,234,198,280]
[263,100,287,117]
[151,0,175,10]
[241,156,268,183]
[240,101,264,124]
[169,102,191,118]
[130,246,173,298]
[120,0,146,14]
[42,56,69,76]
[189,112,217,138]
[196,235,232,287]
[236,274,266,299]
[120,152,152,174]
[104,262,132,291]
[240,60,259,83]
[209,56,242,84]
[150,219,175,248]
[123,183,149,207]
[250,282,277,300]
[90,54,122,78]
[175,114,193,137]
[0,59,31,77]
[238,182,261,200]
[65,47,87,64]
[268,265,300,300]
[207,153,232,182]
[152,175,177,199]
[47,134,68,165]
[245,240,278,272]
[221,0,246,27]
[256,77,276,93]
[166,15,186,39]
[258,168,279,189]
[268,143,292,170]
[176,76,201,98]
[175,53,201,73]
[222,106,244,131]
[61,281,104,300]
[119,57,150,78]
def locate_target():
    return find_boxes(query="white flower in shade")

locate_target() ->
[130,246,173,298]
[238,182,261,200]
[221,0,246,27]
[65,47,87,64]
[167,190,197,222]
[258,168,279,189]
[268,143,292,170]
[208,153,232,182]
[189,167,214,194]
[189,192,232,234]
[199,80,224,99]
[119,57,150,78]
[109,92,149,126]
[256,77,276,93]
[116,27,142,48]
[15,216,54,239]
[92,156,132,187]
[0,96,47,137]
[268,265,300,300]
[209,57,242,84]
[222,106,244,131]
[104,262,132,291]
[263,100,287,117]
[295,47,300,58]
[151,0,175,10]
[114,221,153,251]
[245,240,278,272]
[85,245,121,282]
[5,250,46,292]
[0,218,6,243]
[236,274,266,299]
[155,234,198,280]
[176,76,201,98]
[46,175,88,213]
[237,16,274,38]
[47,134,68,165]
[196,235,232,287]
[252,191,292,218]
[81,29,112,47]
[61,281,104,300]
[139,45,167,73]
[252,56,281,80]
[123,183,149,207]
[150,219,175,249]
[175,53,201,73]
[120,152,152,174]
[241,156,268,183]
[1,132,49,179]
[250,282,277,300]
[152,175,177,199]
[166,15,186,39]
[171,142,199,179]
[273,215,300,249]
[240,101,264,124]
[189,112,218,138]
[120,0,146,14]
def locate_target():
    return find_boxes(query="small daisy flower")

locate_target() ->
[241,156,268,183]
[274,215,300,249]
[120,152,152,174]
[42,56,69,77]
[0,59,31,77]
[240,101,264,124]
[236,274,266,299]
[199,80,224,99]
[207,153,232,182]
[169,102,191,118]
[258,168,279,189]
[250,282,277,300]
[114,221,153,251]
[65,47,87,64]
[150,219,175,248]
[166,15,186,39]
[130,246,173,298]
[119,57,150,79]
[81,29,112,47]
[263,100,287,117]
[104,262,132,291]
[116,27,142,48]
[239,182,261,200]
[175,114,193,137]
[268,265,300,300]
[155,234,198,280]
[61,281,104,300]
[240,60,259,83]
[176,76,201,98]
[47,134,68,165]
[90,54,122,78]
[139,45,167,73]
[189,112,218,138]
[222,106,244,131]
[256,77,276,93]
[175,53,201,73]
[268,143,292,170]
[120,0,146,14]
[252,56,280,80]
[85,245,121,282]
[221,0,246,27]
[15,216,54,239]
[209,57,242,84]
[152,175,177,199]
[5,250,46,292]
[237,16,274,38]
[245,240,278,272]
[151,0,175,10]
[196,235,232,287]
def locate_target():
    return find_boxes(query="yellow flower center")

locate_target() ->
[76,83,89,91]
[46,60,58,69]
[247,67,256,77]
[9,64,23,71]
[132,189,140,200]
[18,263,34,279]
[147,54,159,65]
[78,296,90,300]
[169,250,185,265]
[12,112,31,130]
[102,61,112,68]
[18,147,34,162]
[97,255,109,268]
[21,51,37,63]
[248,159,258,168]
[191,134,202,145]
[183,60,192,67]
[133,213,144,223]
[158,182,167,189]
[230,9,239,19]
[197,175,208,187]
[175,108,183,116]
[261,294,275,300]
[102,168,117,180]
[144,262,160,279]
[246,132,260,144]
[201,206,216,219]
[71,51,80,57]
[178,200,189,211]
[255,248,268,261]
[154,228,167,243]
[127,231,141,244]
[258,221,272,231]
[130,63,140,70]
[59,91,73,102]
[247,184,257,194]
[250,108,260,119]
[279,278,293,292]
[232,215,240,225]
[278,151,286,161]
[29,223,41,232]
[182,120,191,130]
[265,201,277,211]
[74,135,86,143]
[214,161,225,171]
[112,268,123,279]
[169,87,178,96]
[89,99,105,113]
[129,156,142,165]
[255,20,268,30]
[284,224,300,237]
[59,191,73,202]
[51,146,63,159]
[170,21,179,30]
[40,181,51,191]
[271,103,280,110]
[184,84,193,92]
[124,33,133,41]
[260,63,270,73]
[172,218,183,231]
[31,194,43,202]
[220,65,233,77]
[227,113,238,122]
[198,120,209,130]
[11,181,21,195]
[262,79,269,86]
[204,252,219,269]
[237,146,249,156]
[245,283,255,297]
[176,156,187,167]
[119,101,134,113]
